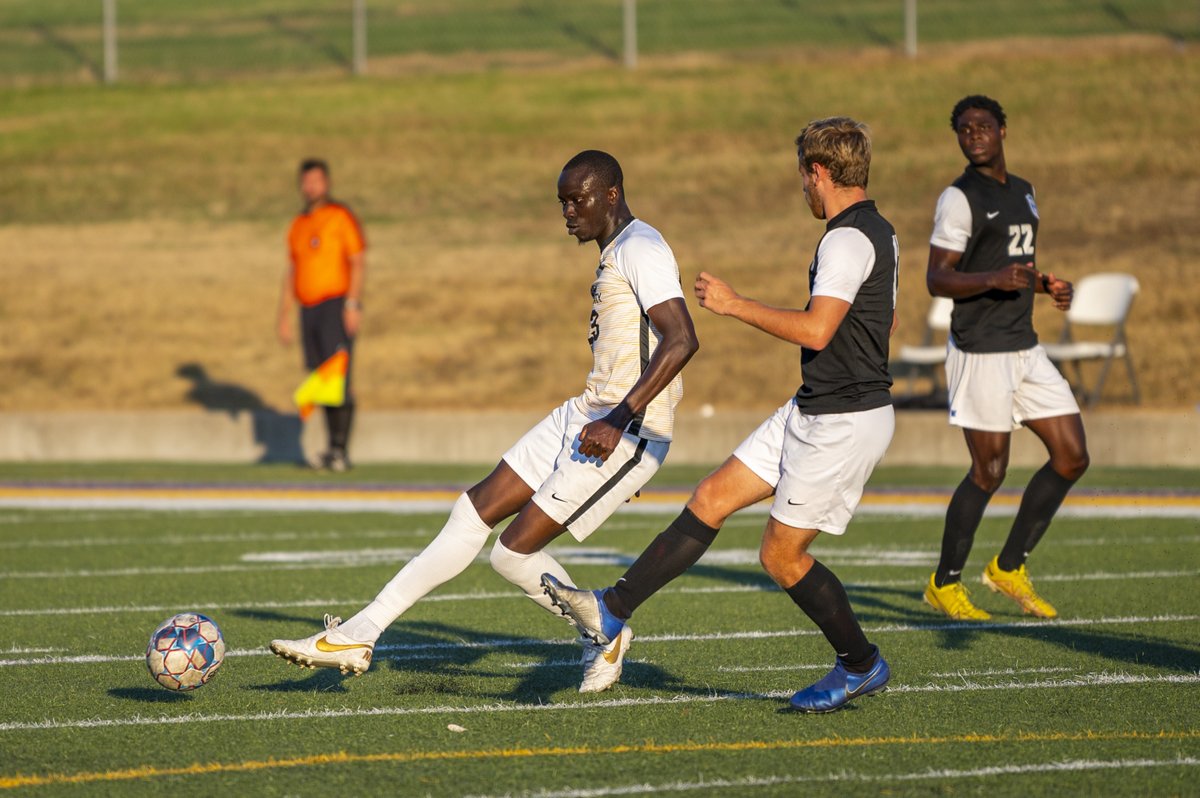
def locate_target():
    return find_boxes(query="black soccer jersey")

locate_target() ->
[795,200,897,415]
[936,166,1040,353]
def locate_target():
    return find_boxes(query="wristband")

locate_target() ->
[344,298,362,310]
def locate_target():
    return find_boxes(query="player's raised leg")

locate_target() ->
[269,462,531,673]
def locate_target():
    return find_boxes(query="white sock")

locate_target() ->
[339,493,492,642]
[489,538,574,615]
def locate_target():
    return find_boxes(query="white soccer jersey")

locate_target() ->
[578,219,685,442]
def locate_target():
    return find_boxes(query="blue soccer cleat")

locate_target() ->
[788,649,890,713]
[540,573,626,645]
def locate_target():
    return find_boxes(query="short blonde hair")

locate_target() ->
[795,117,871,189]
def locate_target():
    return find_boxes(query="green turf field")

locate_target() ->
[0,472,1195,794]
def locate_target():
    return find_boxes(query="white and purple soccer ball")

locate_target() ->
[146,613,225,691]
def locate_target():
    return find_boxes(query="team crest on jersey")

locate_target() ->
[309,236,321,249]
[1025,194,1039,219]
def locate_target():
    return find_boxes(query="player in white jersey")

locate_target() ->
[269,150,699,692]
[545,118,899,711]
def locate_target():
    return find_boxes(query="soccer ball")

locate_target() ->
[146,613,225,691]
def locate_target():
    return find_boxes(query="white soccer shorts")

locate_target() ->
[945,340,1080,432]
[502,397,669,541]
[732,399,894,535]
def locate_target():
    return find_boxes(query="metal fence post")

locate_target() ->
[905,0,917,58]
[623,0,637,70]
[103,0,117,83]
[353,0,367,76]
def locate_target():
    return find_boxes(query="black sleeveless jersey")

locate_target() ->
[795,200,897,415]
[948,166,1040,353]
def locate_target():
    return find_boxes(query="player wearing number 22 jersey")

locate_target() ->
[269,150,698,694]
[922,95,1089,623]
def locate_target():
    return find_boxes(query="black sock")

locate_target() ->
[604,508,719,619]
[325,404,354,453]
[784,560,874,672]
[997,463,1076,571]
[934,476,993,587]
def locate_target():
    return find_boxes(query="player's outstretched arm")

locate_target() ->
[577,297,698,461]
[926,246,1036,298]
[695,271,849,350]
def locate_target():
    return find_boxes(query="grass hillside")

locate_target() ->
[0,29,1196,412]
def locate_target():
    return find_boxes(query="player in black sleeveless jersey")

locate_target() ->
[922,95,1089,621]
[543,118,898,712]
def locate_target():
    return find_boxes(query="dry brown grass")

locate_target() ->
[2,37,1196,412]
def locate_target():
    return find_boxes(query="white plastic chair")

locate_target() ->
[892,296,954,399]
[1041,272,1140,407]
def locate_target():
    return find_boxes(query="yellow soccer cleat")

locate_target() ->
[923,573,992,621]
[982,557,1058,619]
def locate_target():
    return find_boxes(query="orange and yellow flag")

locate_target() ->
[293,350,348,420]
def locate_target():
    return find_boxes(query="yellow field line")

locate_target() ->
[2,728,1196,790]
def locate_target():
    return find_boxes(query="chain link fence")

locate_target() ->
[0,0,1195,85]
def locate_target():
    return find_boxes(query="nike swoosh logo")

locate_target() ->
[602,640,623,665]
[550,493,568,502]
[314,636,371,653]
[786,499,806,506]
[986,211,1000,219]
[846,662,885,698]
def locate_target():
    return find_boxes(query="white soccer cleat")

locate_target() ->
[541,573,624,645]
[269,614,373,675]
[578,624,632,693]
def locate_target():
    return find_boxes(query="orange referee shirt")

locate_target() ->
[287,202,366,307]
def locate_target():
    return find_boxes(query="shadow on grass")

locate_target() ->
[250,667,353,694]
[518,5,618,61]
[32,23,101,82]
[262,14,349,69]
[832,12,892,46]
[244,614,782,705]
[108,686,193,704]
[377,619,696,702]
[927,616,1199,671]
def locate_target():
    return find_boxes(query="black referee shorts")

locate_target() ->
[300,296,354,403]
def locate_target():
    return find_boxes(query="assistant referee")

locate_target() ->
[276,158,366,471]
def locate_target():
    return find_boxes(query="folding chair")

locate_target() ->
[1041,272,1140,408]
[892,296,954,400]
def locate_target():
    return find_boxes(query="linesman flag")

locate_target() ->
[293,349,348,420]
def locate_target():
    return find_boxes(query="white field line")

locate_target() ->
[0,528,431,550]
[1,614,1195,668]
[1,523,1195,551]
[465,757,1200,798]
[0,671,1197,734]
[232,545,940,567]
[1,495,1198,519]
[0,510,298,525]
[716,664,1080,677]
[0,498,457,514]
[4,520,1199,578]
[2,570,1196,618]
